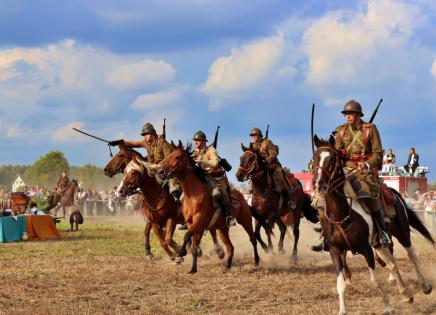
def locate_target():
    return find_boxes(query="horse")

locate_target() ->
[235,144,318,258]
[70,208,84,231]
[312,135,413,315]
[103,146,226,260]
[158,141,262,274]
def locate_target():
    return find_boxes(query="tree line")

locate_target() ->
[0,150,121,191]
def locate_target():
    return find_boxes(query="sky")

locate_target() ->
[0,0,435,182]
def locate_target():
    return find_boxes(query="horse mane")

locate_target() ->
[182,142,207,182]
[126,148,145,160]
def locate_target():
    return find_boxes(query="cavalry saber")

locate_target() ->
[311,103,315,154]
[72,128,110,143]
[369,98,383,123]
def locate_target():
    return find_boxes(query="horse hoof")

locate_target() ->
[291,253,298,261]
[175,257,184,264]
[278,249,286,255]
[383,306,393,315]
[337,310,346,315]
[197,247,203,257]
[187,270,197,275]
[422,284,432,295]
[146,254,153,260]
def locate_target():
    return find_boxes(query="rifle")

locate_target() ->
[369,98,383,123]
[212,126,220,148]
[162,118,166,139]
[311,103,315,154]
[210,125,232,171]
[72,128,114,157]
[265,124,270,139]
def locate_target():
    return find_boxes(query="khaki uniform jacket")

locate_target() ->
[57,176,70,192]
[334,120,382,200]
[251,139,278,165]
[192,146,222,175]
[123,137,172,164]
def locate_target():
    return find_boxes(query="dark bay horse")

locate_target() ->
[158,141,261,274]
[312,135,414,315]
[235,144,318,258]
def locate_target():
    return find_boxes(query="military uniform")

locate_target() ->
[192,131,235,226]
[250,128,295,210]
[57,173,70,195]
[114,123,181,200]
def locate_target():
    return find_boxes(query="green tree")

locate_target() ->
[24,150,70,188]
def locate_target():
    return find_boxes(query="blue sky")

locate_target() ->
[0,0,435,182]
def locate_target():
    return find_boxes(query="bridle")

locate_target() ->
[237,150,265,180]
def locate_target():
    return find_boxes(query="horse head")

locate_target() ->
[118,158,145,197]
[104,146,143,177]
[158,140,192,180]
[311,134,342,194]
[235,143,264,182]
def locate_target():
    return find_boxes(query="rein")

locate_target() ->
[237,151,268,182]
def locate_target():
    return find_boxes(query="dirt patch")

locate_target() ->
[0,219,435,314]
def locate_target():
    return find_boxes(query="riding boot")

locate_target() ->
[222,202,236,227]
[282,188,296,210]
[311,236,329,252]
[372,210,392,247]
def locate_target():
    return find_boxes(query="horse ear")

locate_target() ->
[178,140,183,148]
[241,143,248,152]
[171,140,177,149]
[314,135,321,148]
[329,134,335,147]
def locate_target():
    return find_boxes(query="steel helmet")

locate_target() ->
[249,128,263,137]
[140,123,157,136]
[192,130,207,141]
[341,100,364,117]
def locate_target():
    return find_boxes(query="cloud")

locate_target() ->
[5,124,32,139]
[105,60,176,90]
[302,0,425,102]
[432,59,436,80]
[52,121,86,143]
[202,34,284,99]
[130,88,181,110]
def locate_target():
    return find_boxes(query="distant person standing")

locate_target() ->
[404,147,419,176]
[382,148,396,174]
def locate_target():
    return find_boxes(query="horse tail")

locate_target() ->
[391,189,435,246]
[250,205,274,237]
[301,194,319,223]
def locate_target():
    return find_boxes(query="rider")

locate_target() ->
[249,128,295,210]
[57,171,70,195]
[311,100,392,252]
[109,123,182,202]
[191,130,236,227]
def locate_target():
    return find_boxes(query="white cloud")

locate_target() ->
[302,0,424,101]
[52,121,86,143]
[202,34,284,98]
[432,59,436,80]
[105,60,176,90]
[5,124,31,139]
[130,88,181,110]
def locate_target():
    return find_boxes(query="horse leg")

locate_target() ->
[151,224,175,259]
[165,218,181,254]
[239,213,260,267]
[266,214,276,252]
[374,247,413,303]
[218,227,234,271]
[175,229,193,264]
[341,251,352,284]
[187,233,201,274]
[254,220,268,251]
[144,221,153,259]
[209,229,225,260]
[361,246,392,315]
[405,245,432,294]
[328,246,347,315]
[276,218,287,255]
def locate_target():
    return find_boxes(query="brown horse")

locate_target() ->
[104,146,226,260]
[158,141,261,274]
[312,135,413,315]
[47,179,78,217]
[235,144,318,258]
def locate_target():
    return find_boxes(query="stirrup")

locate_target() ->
[226,216,236,227]
[379,231,392,247]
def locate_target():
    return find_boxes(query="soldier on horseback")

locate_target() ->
[57,171,70,195]
[109,123,182,201]
[249,128,295,210]
[312,100,392,251]
[191,130,236,227]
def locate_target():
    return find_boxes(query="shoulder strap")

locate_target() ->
[362,124,371,147]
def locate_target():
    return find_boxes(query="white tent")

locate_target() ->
[12,175,26,192]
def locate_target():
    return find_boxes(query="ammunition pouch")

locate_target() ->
[219,158,232,172]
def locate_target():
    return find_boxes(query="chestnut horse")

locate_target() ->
[312,135,413,315]
[158,142,261,274]
[103,146,226,260]
[235,144,318,258]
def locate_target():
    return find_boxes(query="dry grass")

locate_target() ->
[0,217,435,315]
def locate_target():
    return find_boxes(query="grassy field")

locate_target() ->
[0,217,435,315]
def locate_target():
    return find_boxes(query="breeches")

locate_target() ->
[362,198,381,213]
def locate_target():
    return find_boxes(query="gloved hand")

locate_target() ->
[109,139,123,146]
